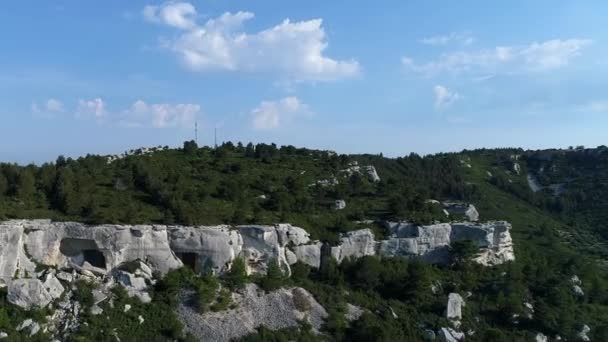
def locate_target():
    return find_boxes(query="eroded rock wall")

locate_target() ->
[0,219,515,286]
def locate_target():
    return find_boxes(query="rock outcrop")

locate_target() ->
[377,221,514,265]
[0,219,514,291]
[177,284,327,342]
[341,162,381,183]
[443,202,479,221]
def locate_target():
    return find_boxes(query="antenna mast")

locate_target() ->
[195,121,198,144]
[214,127,217,149]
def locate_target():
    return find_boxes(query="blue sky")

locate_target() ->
[1,1,607,164]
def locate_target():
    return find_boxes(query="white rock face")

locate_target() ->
[169,225,241,274]
[0,223,36,282]
[377,221,514,265]
[0,218,514,303]
[341,163,381,183]
[14,220,182,275]
[177,284,328,342]
[451,222,515,265]
[446,293,465,321]
[331,229,377,263]
[291,242,323,268]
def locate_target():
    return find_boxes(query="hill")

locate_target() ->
[1,142,608,341]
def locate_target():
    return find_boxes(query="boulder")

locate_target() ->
[8,279,54,309]
[446,293,465,321]
[90,305,103,315]
[334,200,347,210]
[0,332,7,339]
[114,270,151,303]
[443,202,479,221]
[535,333,547,342]
[438,327,464,342]
[578,324,590,341]
[16,319,40,336]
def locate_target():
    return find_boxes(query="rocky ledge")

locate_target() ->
[1,219,514,287]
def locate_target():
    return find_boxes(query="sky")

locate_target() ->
[1,1,608,164]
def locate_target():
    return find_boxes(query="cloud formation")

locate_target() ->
[433,85,460,110]
[251,97,309,130]
[121,100,199,128]
[76,98,106,119]
[404,38,591,76]
[32,97,199,128]
[420,32,474,46]
[143,2,359,81]
[31,98,65,116]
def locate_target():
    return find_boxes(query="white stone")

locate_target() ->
[438,327,464,342]
[8,279,54,309]
[334,200,346,210]
[124,304,131,313]
[16,319,33,331]
[138,315,145,324]
[446,293,465,321]
[578,324,590,341]
[573,285,585,296]
[443,202,479,222]
[91,305,103,315]
[535,333,547,342]
[0,332,7,339]
[56,271,74,283]
[513,162,521,175]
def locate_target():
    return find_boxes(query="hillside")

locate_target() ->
[1,142,608,341]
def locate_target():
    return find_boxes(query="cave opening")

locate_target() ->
[59,238,107,269]
[83,249,106,268]
[177,252,198,271]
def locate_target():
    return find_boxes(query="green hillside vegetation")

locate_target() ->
[2,142,608,340]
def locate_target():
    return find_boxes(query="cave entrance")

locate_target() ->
[83,249,106,268]
[59,238,107,269]
[177,252,198,271]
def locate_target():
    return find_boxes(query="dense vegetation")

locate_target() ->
[2,142,608,341]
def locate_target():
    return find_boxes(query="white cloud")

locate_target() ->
[404,38,591,76]
[433,85,460,110]
[143,2,197,30]
[76,98,106,119]
[46,98,64,112]
[122,100,199,128]
[143,2,359,81]
[251,97,309,130]
[31,98,64,116]
[577,100,608,113]
[420,32,474,46]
